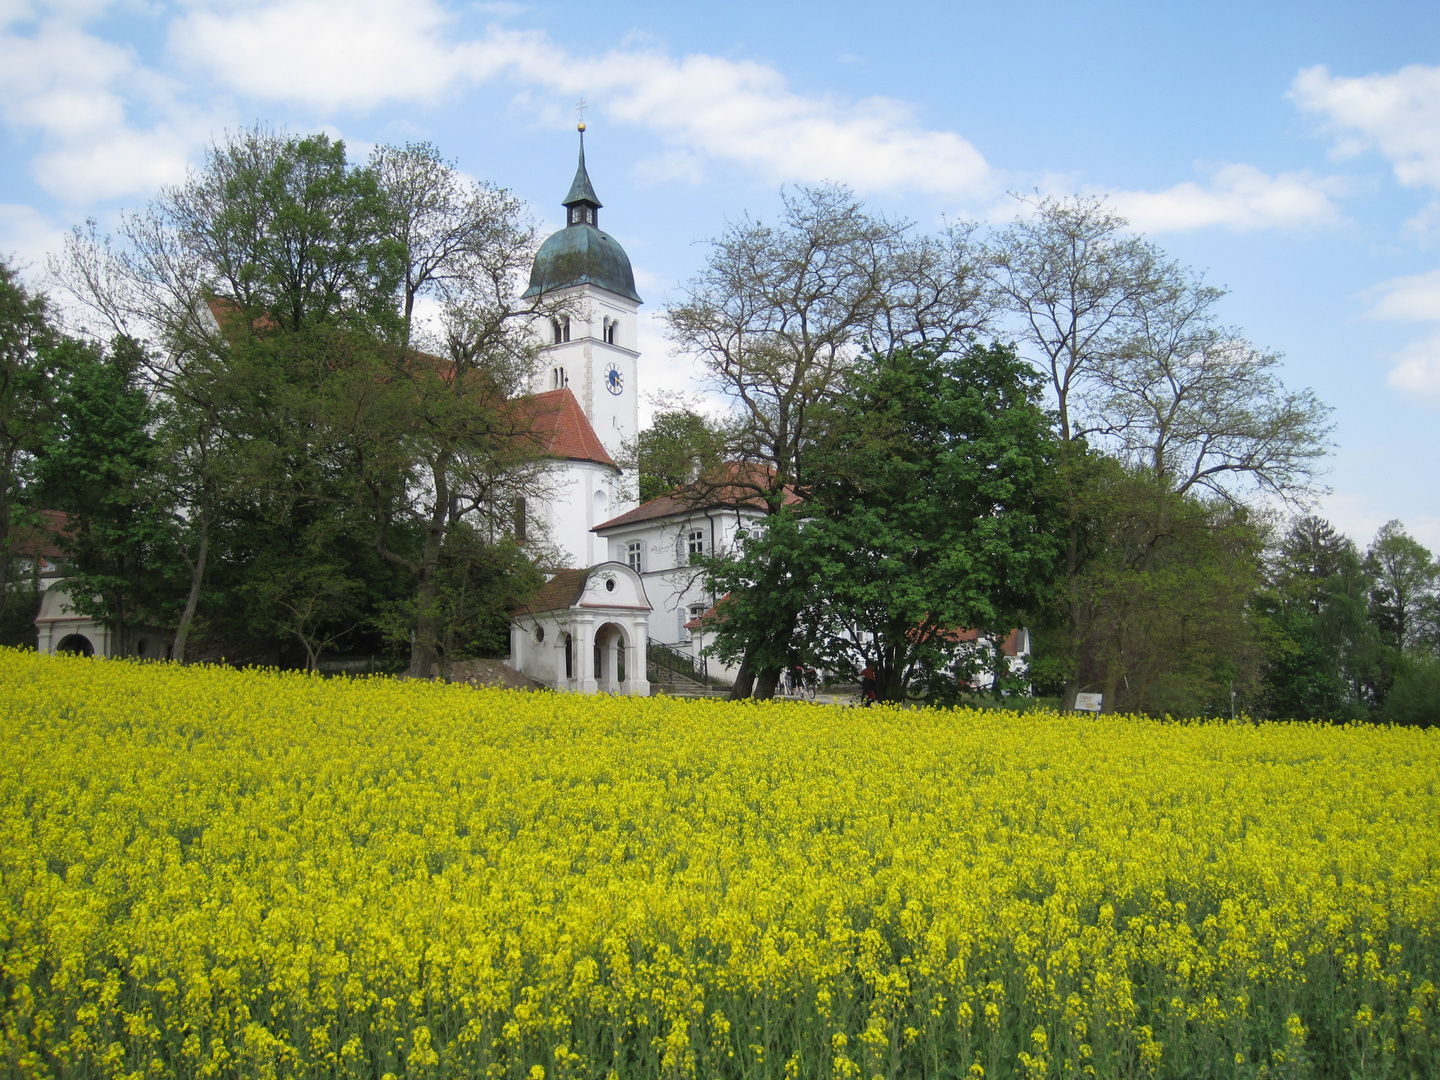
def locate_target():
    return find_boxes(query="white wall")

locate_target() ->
[595,507,765,647]
[534,460,637,569]
[531,285,641,468]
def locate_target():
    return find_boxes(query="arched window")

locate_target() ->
[551,317,570,344]
[551,366,567,389]
[512,497,527,542]
[603,318,617,345]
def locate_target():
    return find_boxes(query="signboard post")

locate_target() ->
[1074,692,1103,713]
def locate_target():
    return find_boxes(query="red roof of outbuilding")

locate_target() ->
[6,510,72,562]
[594,462,798,531]
[511,568,592,615]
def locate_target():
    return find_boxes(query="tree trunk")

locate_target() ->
[754,667,782,699]
[171,514,210,664]
[729,653,756,700]
[407,465,450,679]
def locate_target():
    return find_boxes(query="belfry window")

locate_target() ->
[603,317,617,345]
[569,205,596,226]
[551,317,571,344]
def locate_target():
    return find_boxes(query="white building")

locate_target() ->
[35,579,172,660]
[505,130,657,691]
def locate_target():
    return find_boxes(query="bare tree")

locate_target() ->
[986,194,1175,445]
[372,141,540,350]
[1097,273,1332,502]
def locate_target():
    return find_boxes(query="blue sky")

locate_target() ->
[3,0,1439,547]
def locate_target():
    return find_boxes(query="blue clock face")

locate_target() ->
[605,362,624,395]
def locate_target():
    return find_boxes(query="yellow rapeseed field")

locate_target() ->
[1,649,1436,1080]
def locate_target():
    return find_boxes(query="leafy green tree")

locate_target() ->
[666,185,990,696]
[36,335,177,651]
[52,128,557,673]
[1062,464,1266,716]
[0,260,57,620]
[1260,516,1389,720]
[705,343,1060,702]
[627,409,729,503]
[1364,520,1439,654]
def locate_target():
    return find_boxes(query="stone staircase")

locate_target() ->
[649,669,727,697]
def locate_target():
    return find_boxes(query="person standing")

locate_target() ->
[859,665,877,706]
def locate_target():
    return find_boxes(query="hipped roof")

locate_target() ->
[594,462,799,531]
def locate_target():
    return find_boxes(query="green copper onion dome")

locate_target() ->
[523,128,642,304]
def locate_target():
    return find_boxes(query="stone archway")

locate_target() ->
[56,633,94,656]
[593,621,629,693]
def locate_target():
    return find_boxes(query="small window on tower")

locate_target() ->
[604,318,617,345]
[561,316,570,342]
[551,366,567,389]
[513,497,527,542]
[551,318,563,344]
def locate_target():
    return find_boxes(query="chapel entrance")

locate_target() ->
[56,634,94,656]
[593,622,628,694]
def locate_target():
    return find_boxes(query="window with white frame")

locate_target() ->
[687,528,705,560]
[624,539,642,571]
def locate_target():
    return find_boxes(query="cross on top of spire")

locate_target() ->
[564,122,602,225]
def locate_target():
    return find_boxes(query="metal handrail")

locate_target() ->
[646,639,716,689]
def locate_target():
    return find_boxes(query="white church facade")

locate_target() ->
[505,130,774,693]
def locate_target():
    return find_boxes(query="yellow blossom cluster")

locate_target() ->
[1,648,1437,1079]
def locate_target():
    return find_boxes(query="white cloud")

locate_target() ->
[1363,267,1440,321]
[1359,269,1440,403]
[168,3,996,198]
[1386,329,1440,401]
[1105,163,1345,233]
[170,0,491,112]
[0,6,204,201]
[1291,64,1440,189]
[0,202,68,276]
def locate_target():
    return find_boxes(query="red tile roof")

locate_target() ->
[683,594,731,630]
[511,567,592,615]
[513,389,616,468]
[594,462,799,531]
[6,510,72,562]
[927,627,1027,656]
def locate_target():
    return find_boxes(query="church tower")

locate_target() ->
[523,126,642,472]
